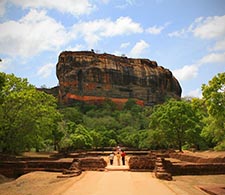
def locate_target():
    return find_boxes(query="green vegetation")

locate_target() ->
[149,99,203,151]
[0,72,224,154]
[201,73,225,150]
[0,72,61,154]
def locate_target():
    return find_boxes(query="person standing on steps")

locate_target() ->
[116,151,121,166]
[109,152,114,165]
[121,150,126,165]
[116,145,121,152]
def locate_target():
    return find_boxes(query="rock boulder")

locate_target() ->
[56,51,182,106]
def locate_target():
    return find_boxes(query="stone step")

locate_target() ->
[155,172,172,181]
[105,165,130,171]
[156,168,166,172]
[57,172,81,178]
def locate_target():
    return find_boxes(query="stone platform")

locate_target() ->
[105,165,130,171]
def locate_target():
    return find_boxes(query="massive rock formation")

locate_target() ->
[56,51,181,106]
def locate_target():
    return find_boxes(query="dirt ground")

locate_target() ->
[0,151,225,195]
[0,171,82,195]
[163,175,225,195]
[62,171,176,195]
[0,171,225,195]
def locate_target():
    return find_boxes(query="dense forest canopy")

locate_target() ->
[0,72,224,154]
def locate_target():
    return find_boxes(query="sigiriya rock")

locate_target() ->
[56,51,182,106]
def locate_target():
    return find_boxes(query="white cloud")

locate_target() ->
[146,23,169,35]
[71,17,143,48]
[129,40,149,58]
[211,38,225,51]
[169,15,225,83]
[9,0,95,16]
[0,10,142,57]
[120,42,130,48]
[198,52,225,64]
[168,28,187,37]
[172,64,199,81]
[192,15,225,39]
[37,63,55,78]
[146,26,163,35]
[172,51,225,82]
[186,88,202,98]
[168,15,225,40]
[65,44,84,51]
[0,9,68,57]
[103,17,143,36]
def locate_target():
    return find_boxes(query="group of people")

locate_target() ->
[109,146,126,166]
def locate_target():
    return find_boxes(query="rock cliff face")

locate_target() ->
[56,51,181,106]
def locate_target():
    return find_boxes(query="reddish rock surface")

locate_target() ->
[56,51,181,106]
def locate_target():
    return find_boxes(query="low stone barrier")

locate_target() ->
[78,157,107,171]
[128,156,155,171]
[171,163,225,175]
[0,161,72,178]
[169,153,225,163]
[163,159,225,176]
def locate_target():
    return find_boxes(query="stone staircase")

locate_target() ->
[154,157,172,180]
[57,161,82,178]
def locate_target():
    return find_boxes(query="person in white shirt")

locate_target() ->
[109,152,114,165]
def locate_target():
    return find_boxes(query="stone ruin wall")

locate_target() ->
[56,51,182,106]
[1,151,225,179]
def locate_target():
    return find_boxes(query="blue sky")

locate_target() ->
[0,0,225,98]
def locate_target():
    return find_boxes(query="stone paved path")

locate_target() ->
[62,171,176,195]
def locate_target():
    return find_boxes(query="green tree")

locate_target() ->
[101,129,117,147]
[70,124,93,149]
[149,99,201,151]
[117,110,144,130]
[0,73,61,154]
[148,129,168,149]
[83,115,119,131]
[59,107,83,124]
[118,126,136,147]
[0,72,5,104]
[123,99,137,110]
[90,130,102,149]
[101,98,117,113]
[201,72,225,150]
[0,72,5,91]
[59,123,93,150]
[189,98,208,149]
